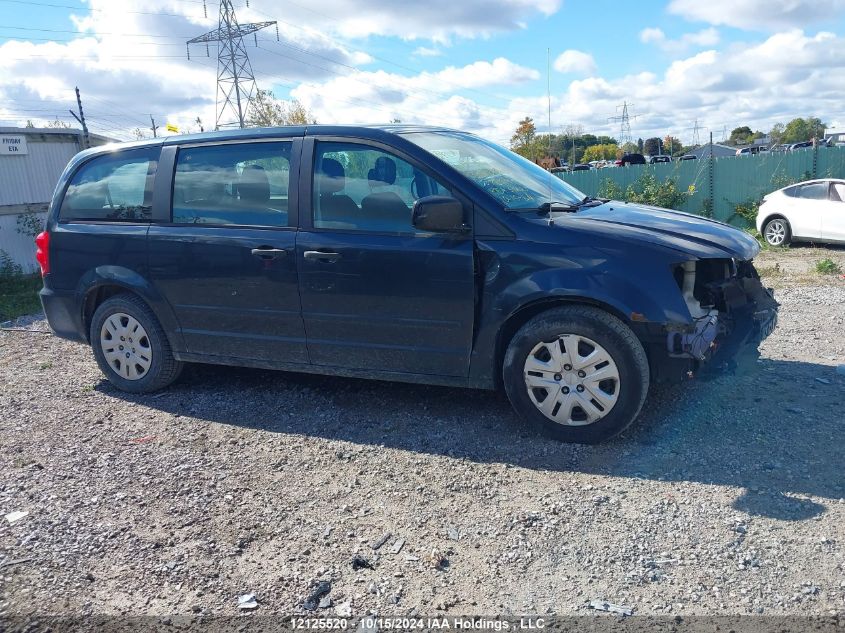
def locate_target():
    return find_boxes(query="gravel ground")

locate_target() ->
[1,246,843,619]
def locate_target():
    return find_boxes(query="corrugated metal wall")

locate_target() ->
[0,137,81,207]
[559,146,845,223]
[0,211,46,274]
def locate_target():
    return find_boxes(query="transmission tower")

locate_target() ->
[692,119,701,147]
[608,101,639,146]
[187,0,277,129]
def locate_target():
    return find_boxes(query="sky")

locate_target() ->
[1,0,844,146]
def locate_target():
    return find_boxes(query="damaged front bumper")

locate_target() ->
[652,260,780,381]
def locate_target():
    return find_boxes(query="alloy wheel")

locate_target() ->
[765,220,786,246]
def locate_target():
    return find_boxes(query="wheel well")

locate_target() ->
[493,297,629,388]
[762,213,788,228]
[82,285,132,341]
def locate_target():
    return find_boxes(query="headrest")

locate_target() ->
[370,156,396,185]
[319,157,345,194]
[238,164,270,203]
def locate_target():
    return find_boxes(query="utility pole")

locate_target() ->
[68,86,89,149]
[187,0,277,129]
[149,115,159,138]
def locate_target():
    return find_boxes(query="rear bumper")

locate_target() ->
[40,284,86,343]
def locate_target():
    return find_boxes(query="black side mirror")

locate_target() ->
[412,195,467,233]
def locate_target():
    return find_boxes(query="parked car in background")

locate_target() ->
[616,153,646,166]
[735,147,759,156]
[769,144,789,153]
[756,178,845,246]
[678,154,697,161]
[571,163,591,171]
[788,141,813,152]
[649,155,671,164]
[36,124,778,444]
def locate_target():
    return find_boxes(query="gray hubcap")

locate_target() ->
[524,335,620,426]
[100,312,152,380]
[765,220,786,245]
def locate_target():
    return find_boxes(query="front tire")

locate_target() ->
[763,217,791,247]
[503,306,649,444]
[90,293,183,393]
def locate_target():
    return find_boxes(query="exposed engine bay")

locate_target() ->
[667,258,779,364]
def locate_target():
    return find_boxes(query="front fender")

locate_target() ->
[76,266,183,351]
[468,239,692,388]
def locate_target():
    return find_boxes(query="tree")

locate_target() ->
[46,118,72,129]
[510,117,537,153]
[583,143,619,162]
[778,117,826,144]
[729,126,753,144]
[25,120,35,128]
[132,128,147,140]
[247,90,315,127]
[663,135,682,156]
[637,138,644,153]
[643,137,661,156]
[621,141,639,154]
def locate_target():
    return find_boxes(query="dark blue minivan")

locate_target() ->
[36,125,778,443]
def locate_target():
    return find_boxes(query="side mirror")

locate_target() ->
[412,195,467,233]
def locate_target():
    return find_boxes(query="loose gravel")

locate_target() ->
[1,247,843,619]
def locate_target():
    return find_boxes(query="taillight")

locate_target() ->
[35,231,49,276]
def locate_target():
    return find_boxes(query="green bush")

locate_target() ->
[730,199,761,228]
[598,174,690,211]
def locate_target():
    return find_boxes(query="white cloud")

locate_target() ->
[412,47,444,57]
[668,0,845,30]
[553,50,597,76]
[639,27,720,52]
[270,0,562,41]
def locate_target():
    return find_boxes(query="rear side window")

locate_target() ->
[60,148,158,221]
[173,141,292,227]
[798,183,828,200]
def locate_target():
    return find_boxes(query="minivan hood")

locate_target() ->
[562,202,761,260]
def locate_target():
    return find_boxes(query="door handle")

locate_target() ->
[303,250,342,262]
[250,247,288,260]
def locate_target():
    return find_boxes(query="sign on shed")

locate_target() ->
[1,135,28,155]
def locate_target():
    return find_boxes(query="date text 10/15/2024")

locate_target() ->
[290,617,548,631]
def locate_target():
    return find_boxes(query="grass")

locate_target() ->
[0,274,43,322]
[815,258,842,275]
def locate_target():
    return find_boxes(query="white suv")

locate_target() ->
[756,179,845,246]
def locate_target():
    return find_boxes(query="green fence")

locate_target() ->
[557,145,845,224]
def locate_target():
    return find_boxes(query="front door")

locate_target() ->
[148,139,308,363]
[822,181,845,242]
[296,139,475,377]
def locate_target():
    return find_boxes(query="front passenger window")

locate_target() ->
[312,142,450,232]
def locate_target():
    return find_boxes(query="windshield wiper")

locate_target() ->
[506,201,579,214]
[580,196,609,207]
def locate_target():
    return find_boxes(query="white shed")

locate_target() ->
[0,127,115,272]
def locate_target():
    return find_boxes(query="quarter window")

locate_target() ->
[60,148,158,221]
[312,142,450,232]
[173,142,293,226]
[830,183,845,202]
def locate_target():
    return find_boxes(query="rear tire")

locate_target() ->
[90,293,183,393]
[763,217,791,247]
[503,306,649,444]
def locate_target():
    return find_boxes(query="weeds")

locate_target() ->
[814,258,842,275]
